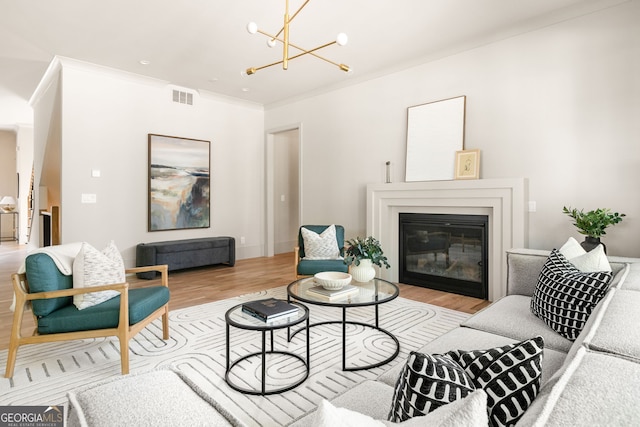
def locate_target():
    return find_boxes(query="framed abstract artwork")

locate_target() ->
[405,95,466,182]
[454,149,480,180]
[148,134,211,231]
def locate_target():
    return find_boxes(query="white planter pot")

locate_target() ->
[350,259,376,283]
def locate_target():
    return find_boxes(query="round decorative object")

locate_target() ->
[314,272,352,290]
[350,259,376,283]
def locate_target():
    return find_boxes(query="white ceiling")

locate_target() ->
[0,0,627,107]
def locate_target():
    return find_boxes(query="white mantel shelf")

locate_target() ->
[367,178,528,301]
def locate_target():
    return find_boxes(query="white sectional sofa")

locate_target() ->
[291,246,640,426]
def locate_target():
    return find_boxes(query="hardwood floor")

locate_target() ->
[0,242,490,352]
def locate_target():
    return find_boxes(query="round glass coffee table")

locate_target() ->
[225,300,309,395]
[287,277,399,371]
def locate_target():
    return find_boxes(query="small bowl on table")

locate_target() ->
[314,272,352,290]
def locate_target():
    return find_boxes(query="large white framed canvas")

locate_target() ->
[148,134,211,231]
[405,96,466,182]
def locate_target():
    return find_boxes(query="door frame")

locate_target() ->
[264,123,302,257]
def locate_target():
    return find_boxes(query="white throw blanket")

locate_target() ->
[11,242,84,311]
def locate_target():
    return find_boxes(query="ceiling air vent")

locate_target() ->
[172,89,194,105]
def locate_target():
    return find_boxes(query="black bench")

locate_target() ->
[136,237,235,279]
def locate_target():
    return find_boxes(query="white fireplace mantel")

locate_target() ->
[367,178,528,301]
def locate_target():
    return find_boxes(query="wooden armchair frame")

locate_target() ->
[5,264,170,378]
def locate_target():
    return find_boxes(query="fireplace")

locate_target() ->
[366,178,527,301]
[399,213,488,299]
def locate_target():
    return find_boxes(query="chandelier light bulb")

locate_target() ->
[336,33,348,46]
[246,22,258,34]
[267,38,277,48]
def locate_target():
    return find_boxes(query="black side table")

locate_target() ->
[287,277,400,371]
[225,300,309,395]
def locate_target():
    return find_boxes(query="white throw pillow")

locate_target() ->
[559,237,586,259]
[559,237,611,272]
[73,241,125,310]
[301,225,341,260]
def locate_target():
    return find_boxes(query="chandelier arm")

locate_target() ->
[271,0,311,40]
[253,58,286,72]
[254,30,341,66]
[249,46,347,74]
[287,41,341,66]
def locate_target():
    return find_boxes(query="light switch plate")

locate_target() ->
[82,193,97,204]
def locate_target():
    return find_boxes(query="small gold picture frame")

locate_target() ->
[454,149,480,180]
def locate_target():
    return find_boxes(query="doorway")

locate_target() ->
[265,125,301,256]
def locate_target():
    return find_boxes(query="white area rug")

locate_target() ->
[0,286,469,426]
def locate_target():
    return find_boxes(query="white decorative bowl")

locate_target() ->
[314,272,352,290]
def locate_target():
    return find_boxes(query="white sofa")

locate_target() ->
[290,247,640,426]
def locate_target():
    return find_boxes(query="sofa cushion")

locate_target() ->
[301,225,341,260]
[73,241,124,310]
[530,249,612,341]
[446,337,544,427]
[37,287,170,334]
[152,237,230,253]
[378,327,566,388]
[461,295,573,352]
[297,259,349,276]
[67,368,240,427]
[581,289,640,362]
[516,348,640,426]
[388,352,476,422]
[617,262,640,291]
[311,389,488,427]
[25,253,74,317]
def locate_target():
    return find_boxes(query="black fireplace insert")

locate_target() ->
[399,213,488,299]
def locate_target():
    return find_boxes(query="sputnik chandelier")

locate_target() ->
[244,0,350,75]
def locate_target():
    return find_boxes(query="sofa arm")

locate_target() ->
[505,249,550,296]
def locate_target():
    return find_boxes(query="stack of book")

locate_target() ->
[306,284,359,301]
[241,298,299,322]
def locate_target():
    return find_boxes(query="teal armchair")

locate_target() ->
[294,225,349,277]
[5,252,170,378]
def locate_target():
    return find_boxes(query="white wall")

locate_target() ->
[265,2,640,257]
[52,59,265,266]
[0,90,32,128]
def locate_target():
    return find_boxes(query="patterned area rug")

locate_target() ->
[0,286,469,426]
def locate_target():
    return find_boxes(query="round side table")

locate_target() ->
[225,300,309,395]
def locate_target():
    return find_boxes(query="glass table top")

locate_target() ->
[287,277,399,307]
[226,301,308,330]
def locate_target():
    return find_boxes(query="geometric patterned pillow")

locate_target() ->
[301,225,341,260]
[73,241,125,310]
[531,249,612,340]
[446,336,545,427]
[387,352,476,423]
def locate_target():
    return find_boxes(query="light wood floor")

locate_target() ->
[0,242,490,352]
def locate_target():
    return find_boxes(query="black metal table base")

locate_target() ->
[226,316,310,396]
[289,318,399,371]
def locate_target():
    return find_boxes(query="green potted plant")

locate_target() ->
[343,236,390,282]
[562,206,625,252]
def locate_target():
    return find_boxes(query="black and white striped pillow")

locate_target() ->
[387,351,476,422]
[531,249,612,340]
[446,337,544,427]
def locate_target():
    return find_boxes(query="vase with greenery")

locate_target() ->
[562,206,625,252]
[343,236,390,282]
